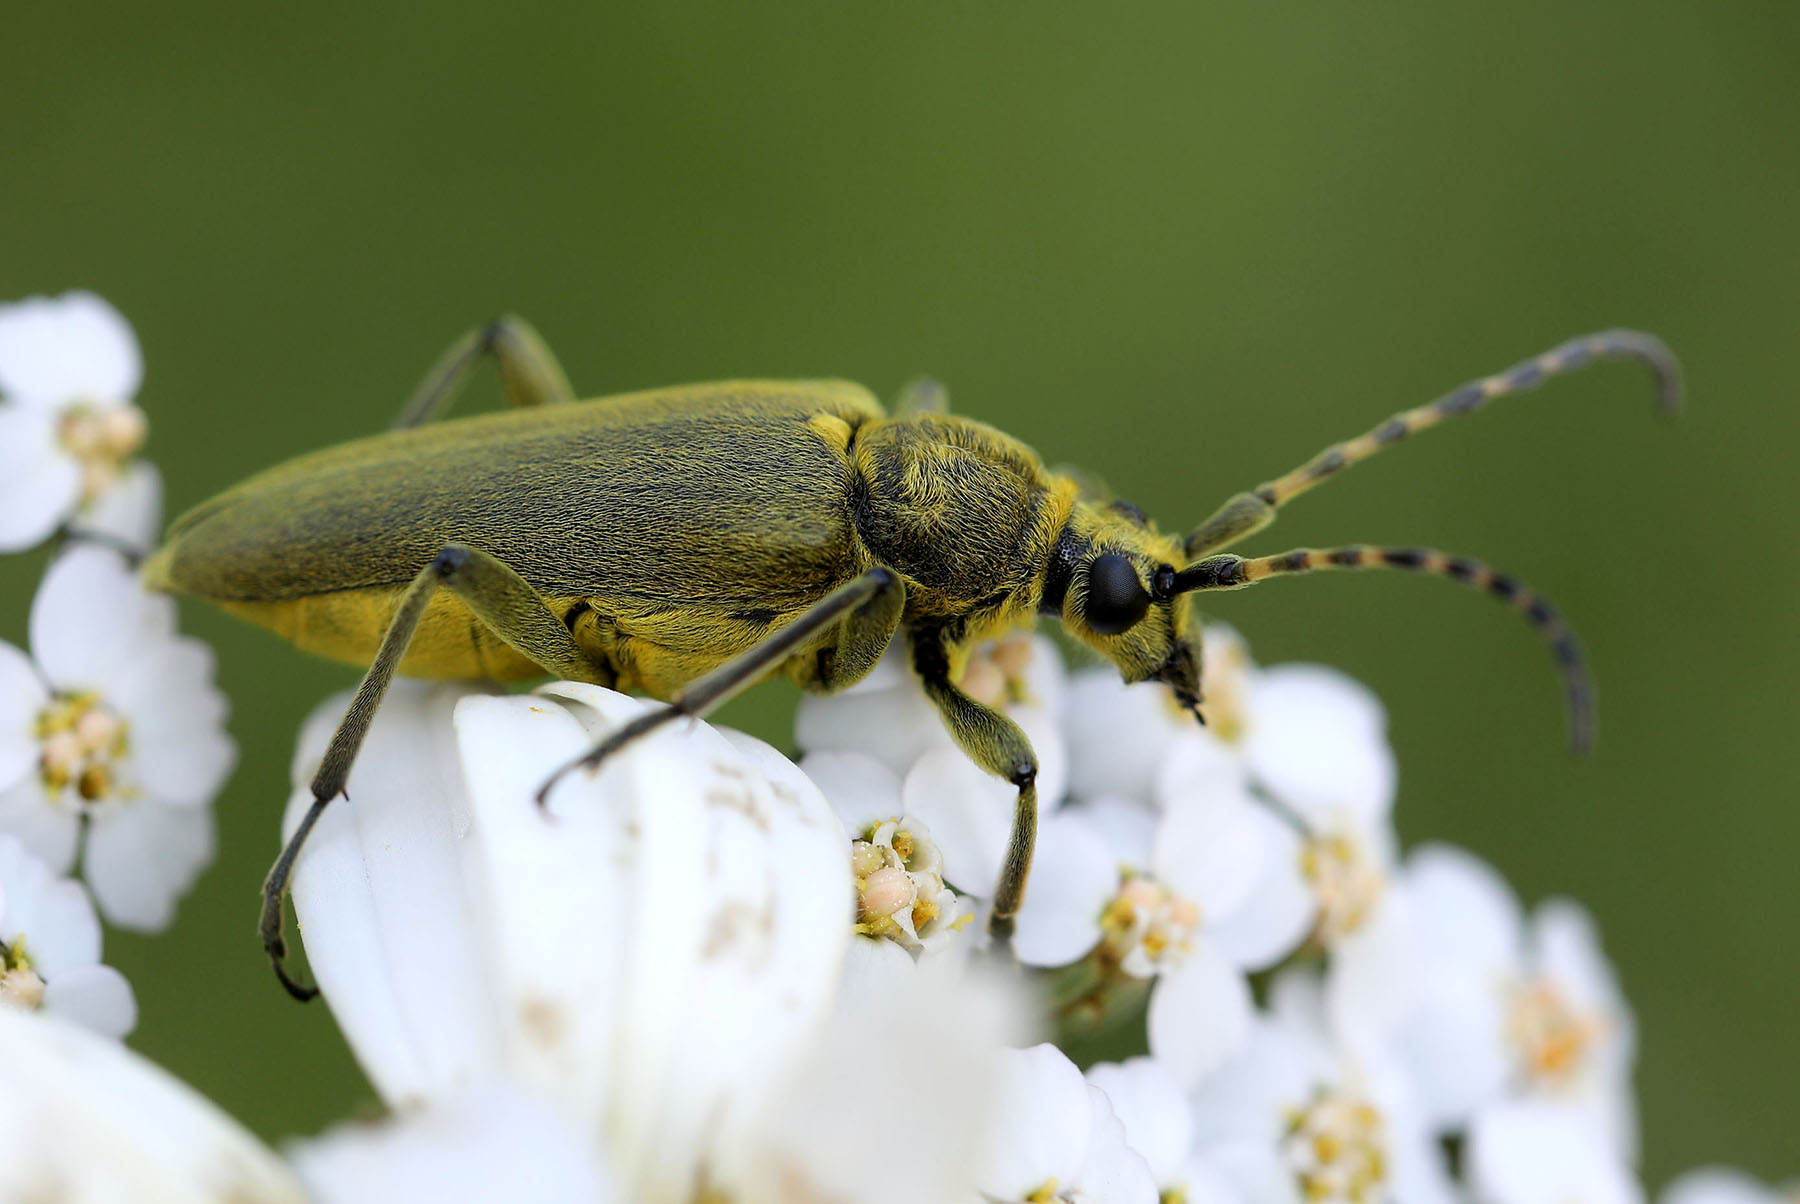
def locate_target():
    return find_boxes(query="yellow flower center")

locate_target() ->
[35,692,132,806]
[1508,977,1601,1086]
[957,632,1038,708]
[1100,874,1201,974]
[1281,1087,1389,1204]
[58,404,147,504]
[0,938,45,1011]
[1301,830,1386,945]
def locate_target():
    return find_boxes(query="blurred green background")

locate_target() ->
[3,3,1795,1184]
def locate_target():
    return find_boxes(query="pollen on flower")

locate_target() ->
[1301,830,1386,946]
[1507,977,1602,1086]
[956,632,1039,708]
[1279,1087,1389,1204]
[58,404,147,503]
[1197,625,1252,742]
[34,692,132,805]
[1099,873,1201,977]
[0,937,46,1010]
[850,816,968,951]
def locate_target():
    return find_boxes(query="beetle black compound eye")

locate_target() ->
[1084,553,1150,635]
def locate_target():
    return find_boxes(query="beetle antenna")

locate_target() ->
[1173,545,1595,754]
[1184,330,1682,558]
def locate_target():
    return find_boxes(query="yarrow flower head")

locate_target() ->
[0,834,135,1037]
[0,291,160,552]
[0,546,232,929]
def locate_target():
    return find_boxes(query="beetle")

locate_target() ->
[143,318,1680,999]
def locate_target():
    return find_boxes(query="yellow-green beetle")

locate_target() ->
[143,318,1680,999]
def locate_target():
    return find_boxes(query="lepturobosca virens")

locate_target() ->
[143,319,1681,999]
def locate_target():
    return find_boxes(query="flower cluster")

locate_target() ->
[0,290,1788,1203]
[0,292,234,1046]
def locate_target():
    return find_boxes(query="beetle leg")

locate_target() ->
[1184,330,1681,557]
[262,542,613,1001]
[911,631,1039,951]
[536,568,900,806]
[391,314,576,428]
[807,569,907,692]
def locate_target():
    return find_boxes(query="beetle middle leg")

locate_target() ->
[1182,330,1681,557]
[263,541,614,1000]
[391,314,576,428]
[911,629,1039,949]
[536,568,903,805]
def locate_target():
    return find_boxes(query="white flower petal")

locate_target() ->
[287,682,503,1109]
[41,963,137,1038]
[82,799,214,931]
[902,746,1015,897]
[1187,1019,1317,1150]
[1153,728,1251,813]
[1242,664,1395,826]
[0,1006,305,1202]
[1065,669,1189,805]
[72,458,162,550]
[2,858,100,974]
[1467,1100,1644,1204]
[0,641,49,793]
[1086,1057,1194,1187]
[0,779,82,874]
[530,682,852,1199]
[1390,968,1511,1132]
[1062,794,1159,868]
[291,1085,615,1204]
[1661,1169,1787,1204]
[1404,842,1525,974]
[108,635,234,805]
[1324,888,1420,1058]
[795,673,951,776]
[975,1044,1094,1197]
[1147,942,1254,1086]
[1011,813,1118,968]
[1152,785,1270,920]
[0,291,142,406]
[800,749,904,833]
[1072,1082,1160,1204]
[0,407,80,551]
[1205,808,1313,972]
[30,544,175,689]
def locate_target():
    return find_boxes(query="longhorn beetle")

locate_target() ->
[143,320,1680,999]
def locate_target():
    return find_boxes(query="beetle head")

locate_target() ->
[1050,501,1207,720]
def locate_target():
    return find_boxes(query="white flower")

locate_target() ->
[0,291,158,552]
[0,546,231,929]
[803,749,976,958]
[1466,1100,1642,1204]
[975,1043,1158,1204]
[285,678,1033,1201]
[1188,971,1454,1204]
[1013,776,1301,1085]
[1063,625,1398,964]
[0,1005,307,1202]
[1661,1169,1800,1204]
[797,631,1071,901]
[0,833,135,1037]
[1343,844,1636,1156]
[1086,1057,1243,1204]
[291,1086,617,1204]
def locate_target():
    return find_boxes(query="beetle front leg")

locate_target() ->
[391,314,576,428]
[912,632,1040,949]
[263,541,613,1001]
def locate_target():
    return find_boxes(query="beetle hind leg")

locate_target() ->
[391,314,576,428]
[261,542,613,1001]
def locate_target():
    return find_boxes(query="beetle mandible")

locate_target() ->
[142,318,1681,999]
